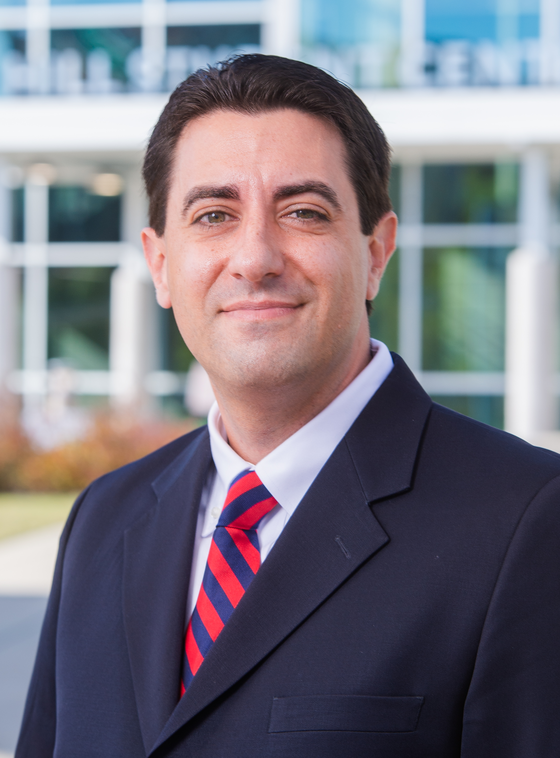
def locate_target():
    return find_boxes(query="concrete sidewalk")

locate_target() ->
[0,523,63,756]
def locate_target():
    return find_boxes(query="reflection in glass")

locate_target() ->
[423,247,509,371]
[301,0,400,88]
[49,186,122,242]
[0,30,26,95]
[431,394,504,429]
[52,0,139,6]
[302,0,400,47]
[426,0,539,42]
[369,250,398,351]
[423,163,518,223]
[167,25,260,48]
[50,28,141,92]
[0,30,25,53]
[48,268,113,370]
[166,25,260,90]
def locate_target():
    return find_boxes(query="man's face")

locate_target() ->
[143,108,396,398]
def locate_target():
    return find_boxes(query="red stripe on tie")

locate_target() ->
[185,620,204,676]
[180,470,279,698]
[207,540,245,607]
[196,584,224,642]
[226,526,261,574]
[223,471,261,508]
[229,495,277,530]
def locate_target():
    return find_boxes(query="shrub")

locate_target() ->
[0,412,196,493]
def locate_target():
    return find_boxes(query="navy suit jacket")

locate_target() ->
[16,356,560,757]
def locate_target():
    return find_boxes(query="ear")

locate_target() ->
[366,211,398,301]
[142,227,172,309]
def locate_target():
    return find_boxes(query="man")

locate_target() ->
[17,55,560,757]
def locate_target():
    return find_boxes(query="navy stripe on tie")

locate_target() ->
[219,483,273,526]
[246,528,259,553]
[189,607,214,659]
[202,563,235,623]
[182,661,194,690]
[212,528,257,589]
[180,470,279,698]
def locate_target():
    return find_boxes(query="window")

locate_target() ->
[167,25,260,47]
[424,1,540,87]
[369,164,400,348]
[369,250,399,351]
[0,31,26,95]
[51,0,139,6]
[50,28,141,93]
[302,0,400,48]
[426,0,540,43]
[301,0,401,88]
[159,308,195,373]
[431,395,504,429]
[49,186,122,242]
[423,164,518,224]
[48,267,114,370]
[165,25,260,90]
[422,246,509,372]
[10,188,24,243]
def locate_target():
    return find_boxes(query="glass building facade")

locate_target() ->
[0,0,559,433]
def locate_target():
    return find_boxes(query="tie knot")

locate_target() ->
[217,470,278,530]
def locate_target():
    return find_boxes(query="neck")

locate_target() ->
[211,333,372,464]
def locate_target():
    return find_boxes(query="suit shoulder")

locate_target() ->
[427,402,560,482]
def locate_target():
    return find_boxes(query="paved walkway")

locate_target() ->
[0,523,63,756]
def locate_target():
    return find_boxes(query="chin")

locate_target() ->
[219,347,313,390]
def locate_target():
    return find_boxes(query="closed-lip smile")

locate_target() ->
[220,300,302,320]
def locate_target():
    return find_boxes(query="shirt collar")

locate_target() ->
[207,339,393,516]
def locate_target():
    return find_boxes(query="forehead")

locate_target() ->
[169,108,352,196]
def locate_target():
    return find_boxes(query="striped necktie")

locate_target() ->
[181,469,278,695]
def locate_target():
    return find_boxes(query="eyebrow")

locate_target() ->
[273,182,342,211]
[181,180,342,215]
[182,185,240,215]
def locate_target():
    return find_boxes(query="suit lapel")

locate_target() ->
[122,429,212,756]
[152,355,433,752]
[345,354,433,504]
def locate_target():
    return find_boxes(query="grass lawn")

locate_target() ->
[0,492,77,541]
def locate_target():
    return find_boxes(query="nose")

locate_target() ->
[227,216,285,283]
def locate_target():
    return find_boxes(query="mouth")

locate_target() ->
[220,300,302,321]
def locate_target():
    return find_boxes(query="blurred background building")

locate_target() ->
[0,0,559,442]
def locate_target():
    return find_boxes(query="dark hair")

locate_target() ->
[143,54,392,239]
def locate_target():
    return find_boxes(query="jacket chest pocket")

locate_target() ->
[269,694,424,733]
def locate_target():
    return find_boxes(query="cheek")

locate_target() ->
[291,239,346,287]
[319,243,370,305]
[166,245,221,312]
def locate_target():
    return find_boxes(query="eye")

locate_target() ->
[290,208,328,221]
[199,211,228,224]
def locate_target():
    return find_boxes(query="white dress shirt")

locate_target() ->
[186,338,394,618]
